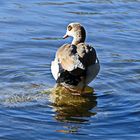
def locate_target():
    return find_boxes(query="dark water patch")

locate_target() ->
[36,1,77,6]
[31,37,62,40]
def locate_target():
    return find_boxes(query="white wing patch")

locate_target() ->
[51,58,60,80]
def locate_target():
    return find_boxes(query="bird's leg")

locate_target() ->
[80,77,86,94]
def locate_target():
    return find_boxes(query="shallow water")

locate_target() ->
[0,0,140,139]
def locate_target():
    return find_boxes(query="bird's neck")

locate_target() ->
[72,36,85,45]
[72,28,86,45]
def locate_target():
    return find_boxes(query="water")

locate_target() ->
[0,0,140,139]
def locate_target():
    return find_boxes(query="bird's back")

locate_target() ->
[51,43,99,87]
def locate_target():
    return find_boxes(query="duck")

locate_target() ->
[51,22,100,92]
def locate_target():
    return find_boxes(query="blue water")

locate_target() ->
[0,0,140,139]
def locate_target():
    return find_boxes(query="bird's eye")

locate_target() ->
[68,25,72,31]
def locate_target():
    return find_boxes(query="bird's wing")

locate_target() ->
[76,43,97,67]
[56,44,85,72]
[56,43,97,75]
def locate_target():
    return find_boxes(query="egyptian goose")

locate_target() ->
[51,22,100,91]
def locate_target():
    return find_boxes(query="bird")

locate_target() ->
[51,22,100,93]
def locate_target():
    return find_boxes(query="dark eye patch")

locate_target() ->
[68,25,72,31]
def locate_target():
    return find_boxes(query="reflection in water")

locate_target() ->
[49,85,97,123]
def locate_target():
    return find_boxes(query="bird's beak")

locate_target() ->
[63,34,69,39]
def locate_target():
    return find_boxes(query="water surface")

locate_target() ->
[0,0,140,139]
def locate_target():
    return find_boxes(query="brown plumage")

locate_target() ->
[56,43,97,72]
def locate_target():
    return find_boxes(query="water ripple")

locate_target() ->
[0,0,140,139]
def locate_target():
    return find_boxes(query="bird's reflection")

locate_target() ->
[49,84,97,123]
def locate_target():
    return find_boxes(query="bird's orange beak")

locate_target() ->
[63,34,69,39]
